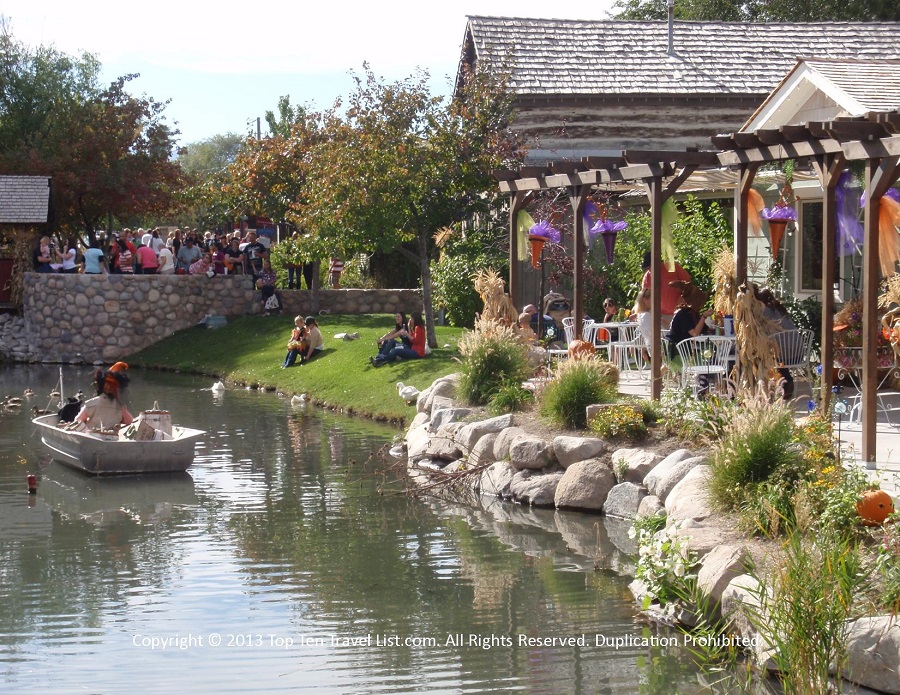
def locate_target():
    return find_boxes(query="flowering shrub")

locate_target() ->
[630,515,698,611]
[588,404,647,440]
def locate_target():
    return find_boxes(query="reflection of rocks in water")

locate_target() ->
[554,511,635,576]
[605,517,638,556]
[509,469,563,507]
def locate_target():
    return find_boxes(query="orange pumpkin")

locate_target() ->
[567,339,596,359]
[856,489,895,526]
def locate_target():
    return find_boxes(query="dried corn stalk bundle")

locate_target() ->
[733,284,778,392]
[712,248,737,316]
[473,268,518,326]
[879,275,900,359]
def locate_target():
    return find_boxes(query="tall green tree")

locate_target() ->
[295,64,522,346]
[177,133,245,228]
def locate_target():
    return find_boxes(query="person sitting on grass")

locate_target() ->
[282,316,308,369]
[375,313,410,360]
[299,316,324,364]
[370,311,426,367]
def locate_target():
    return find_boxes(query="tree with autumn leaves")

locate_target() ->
[0,21,184,242]
[233,64,522,346]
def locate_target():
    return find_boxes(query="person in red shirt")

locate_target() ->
[640,251,691,323]
[135,244,159,274]
[370,312,426,367]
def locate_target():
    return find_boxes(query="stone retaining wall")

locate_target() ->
[22,272,258,363]
[19,272,423,364]
[279,288,423,317]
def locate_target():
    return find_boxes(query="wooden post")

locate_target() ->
[812,153,845,414]
[569,186,588,339]
[861,157,900,465]
[734,162,759,287]
[508,191,528,307]
[646,176,663,401]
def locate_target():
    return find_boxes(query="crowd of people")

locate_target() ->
[32,227,274,280]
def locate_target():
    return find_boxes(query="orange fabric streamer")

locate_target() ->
[878,197,900,277]
[746,189,765,237]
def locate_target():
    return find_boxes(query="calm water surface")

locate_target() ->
[0,365,731,694]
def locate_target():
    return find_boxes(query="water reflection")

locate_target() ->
[0,364,742,693]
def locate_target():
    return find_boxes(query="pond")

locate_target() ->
[0,365,737,693]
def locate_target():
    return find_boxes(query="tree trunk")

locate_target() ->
[417,227,437,348]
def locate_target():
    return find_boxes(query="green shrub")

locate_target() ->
[708,395,802,512]
[589,404,647,440]
[457,319,530,406]
[487,378,534,415]
[539,357,618,429]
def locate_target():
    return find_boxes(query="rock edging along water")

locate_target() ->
[402,373,900,695]
[11,273,424,364]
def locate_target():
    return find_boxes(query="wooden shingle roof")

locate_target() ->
[0,176,50,224]
[462,17,900,97]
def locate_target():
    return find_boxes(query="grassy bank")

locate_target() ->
[129,314,465,425]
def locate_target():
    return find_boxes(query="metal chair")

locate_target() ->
[676,335,736,396]
[609,323,642,372]
[772,328,814,383]
[561,316,576,345]
[581,321,604,358]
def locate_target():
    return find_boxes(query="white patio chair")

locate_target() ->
[561,316,576,345]
[582,321,604,358]
[676,335,736,396]
[609,323,642,372]
[772,328,814,383]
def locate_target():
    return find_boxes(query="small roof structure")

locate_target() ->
[744,59,900,131]
[0,176,50,225]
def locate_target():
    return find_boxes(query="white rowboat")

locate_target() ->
[32,414,205,475]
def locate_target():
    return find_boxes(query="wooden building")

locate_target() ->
[459,17,900,163]
[0,176,50,308]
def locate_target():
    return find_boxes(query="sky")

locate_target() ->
[0,0,617,147]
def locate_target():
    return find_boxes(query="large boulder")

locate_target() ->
[644,451,707,502]
[509,469,564,507]
[637,495,664,518]
[417,374,459,414]
[696,544,751,609]
[553,436,608,469]
[665,465,713,523]
[455,414,515,456]
[428,406,472,433]
[721,574,777,670]
[493,426,527,461]
[478,461,517,498]
[424,421,464,461]
[468,432,499,468]
[406,423,431,463]
[844,616,900,695]
[610,447,663,484]
[554,459,616,512]
[508,435,556,470]
[602,482,648,520]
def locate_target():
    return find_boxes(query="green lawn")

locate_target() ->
[129,314,465,425]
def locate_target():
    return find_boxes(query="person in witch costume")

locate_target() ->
[74,362,134,429]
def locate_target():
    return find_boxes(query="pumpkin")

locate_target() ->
[856,489,895,526]
[567,339,596,359]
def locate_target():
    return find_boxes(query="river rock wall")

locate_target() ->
[404,373,900,695]
[9,274,424,364]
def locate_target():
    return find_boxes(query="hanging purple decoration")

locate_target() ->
[528,220,561,244]
[860,187,900,208]
[835,171,864,257]
[590,219,627,264]
[761,204,798,222]
[583,200,599,235]
[527,220,561,269]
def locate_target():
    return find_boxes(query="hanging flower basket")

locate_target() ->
[762,205,797,260]
[527,221,561,269]
[589,219,627,264]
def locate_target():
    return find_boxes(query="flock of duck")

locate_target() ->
[1,388,83,416]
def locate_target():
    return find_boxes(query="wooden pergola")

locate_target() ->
[495,110,900,465]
